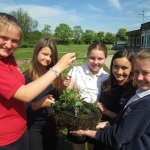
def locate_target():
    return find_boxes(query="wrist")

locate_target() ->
[49,67,59,77]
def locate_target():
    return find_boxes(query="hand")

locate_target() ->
[31,94,55,110]
[96,121,110,129]
[54,53,76,73]
[97,102,107,114]
[70,130,85,136]
[62,75,71,87]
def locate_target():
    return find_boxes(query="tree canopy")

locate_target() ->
[9,8,129,46]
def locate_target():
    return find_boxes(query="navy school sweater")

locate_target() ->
[25,75,59,129]
[96,94,150,150]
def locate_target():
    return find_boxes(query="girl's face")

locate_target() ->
[87,49,106,74]
[37,47,52,70]
[112,57,132,85]
[134,59,150,91]
[0,24,20,57]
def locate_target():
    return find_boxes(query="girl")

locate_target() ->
[71,49,150,150]
[94,50,137,150]
[24,38,61,150]
[0,13,75,150]
[60,42,109,150]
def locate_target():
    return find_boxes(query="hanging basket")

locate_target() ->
[51,101,102,130]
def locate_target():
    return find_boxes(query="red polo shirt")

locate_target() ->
[0,55,27,146]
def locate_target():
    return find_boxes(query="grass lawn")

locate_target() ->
[14,44,115,150]
[14,44,115,76]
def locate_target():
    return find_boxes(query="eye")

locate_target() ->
[12,39,19,44]
[0,36,7,41]
[121,66,128,70]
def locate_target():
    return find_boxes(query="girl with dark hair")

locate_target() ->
[94,50,137,150]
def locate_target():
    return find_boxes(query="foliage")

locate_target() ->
[82,30,95,44]
[54,23,73,44]
[116,28,128,41]
[94,31,105,42]
[10,8,38,35]
[52,88,102,130]
[41,24,52,37]
[104,32,116,44]
[72,26,83,44]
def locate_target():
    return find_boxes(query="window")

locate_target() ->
[136,37,139,46]
[132,37,134,46]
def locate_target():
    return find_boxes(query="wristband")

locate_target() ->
[50,67,59,77]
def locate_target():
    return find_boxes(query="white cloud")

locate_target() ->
[107,0,122,10]
[85,4,103,12]
[0,2,83,31]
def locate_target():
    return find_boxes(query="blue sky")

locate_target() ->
[0,0,150,34]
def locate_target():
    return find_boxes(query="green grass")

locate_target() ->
[14,44,115,75]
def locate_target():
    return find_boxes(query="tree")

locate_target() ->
[82,30,95,44]
[94,31,105,42]
[116,28,128,41]
[54,23,73,44]
[72,26,83,44]
[10,7,38,43]
[41,24,52,38]
[104,32,116,44]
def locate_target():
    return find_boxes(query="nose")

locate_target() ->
[93,59,99,64]
[5,40,12,48]
[137,73,143,80]
[46,56,51,61]
[117,68,123,74]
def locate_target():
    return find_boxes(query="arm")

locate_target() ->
[13,53,76,102]
[97,102,117,119]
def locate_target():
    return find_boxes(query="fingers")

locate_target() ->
[63,75,71,87]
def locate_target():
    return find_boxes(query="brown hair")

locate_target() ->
[0,12,23,43]
[24,38,62,89]
[102,50,136,98]
[87,42,107,58]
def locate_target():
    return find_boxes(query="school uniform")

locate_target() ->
[94,84,136,150]
[25,75,59,150]
[95,89,150,150]
[67,63,109,144]
[0,55,28,149]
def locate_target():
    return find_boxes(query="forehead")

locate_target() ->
[39,47,52,53]
[134,59,150,69]
[88,49,105,56]
[113,57,131,66]
[0,24,20,39]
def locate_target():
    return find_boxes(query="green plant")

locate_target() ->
[51,88,102,130]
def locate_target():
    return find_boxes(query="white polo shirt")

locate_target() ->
[68,63,109,103]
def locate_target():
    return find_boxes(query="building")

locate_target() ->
[126,21,150,51]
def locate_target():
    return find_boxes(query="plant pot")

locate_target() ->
[51,105,102,130]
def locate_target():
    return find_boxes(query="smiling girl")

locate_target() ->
[59,42,109,150]
[24,38,61,150]
[0,13,75,150]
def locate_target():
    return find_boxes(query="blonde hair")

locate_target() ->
[134,49,150,62]
[0,12,23,43]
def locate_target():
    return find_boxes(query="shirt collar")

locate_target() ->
[113,81,126,88]
[136,89,150,98]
